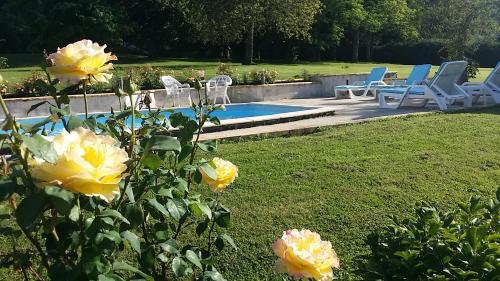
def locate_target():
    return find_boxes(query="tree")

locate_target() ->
[191,0,322,64]
[119,0,194,56]
[414,0,500,59]
[0,0,128,52]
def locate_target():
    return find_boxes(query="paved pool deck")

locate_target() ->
[199,97,490,141]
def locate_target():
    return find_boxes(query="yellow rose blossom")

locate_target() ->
[46,39,117,85]
[200,157,238,192]
[29,127,128,203]
[273,229,340,281]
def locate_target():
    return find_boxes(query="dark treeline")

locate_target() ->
[0,0,499,66]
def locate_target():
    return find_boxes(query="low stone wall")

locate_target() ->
[1,72,397,118]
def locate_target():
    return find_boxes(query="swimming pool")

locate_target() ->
[15,103,317,133]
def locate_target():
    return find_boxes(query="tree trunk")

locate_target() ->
[243,21,254,65]
[352,29,360,62]
[365,34,372,61]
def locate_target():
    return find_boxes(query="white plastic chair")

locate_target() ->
[160,76,192,107]
[378,61,472,110]
[460,61,500,105]
[206,75,232,105]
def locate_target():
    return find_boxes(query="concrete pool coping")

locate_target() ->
[201,103,335,133]
[198,97,499,141]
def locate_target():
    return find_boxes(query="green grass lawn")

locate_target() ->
[0,54,492,84]
[208,107,500,280]
[0,107,499,280]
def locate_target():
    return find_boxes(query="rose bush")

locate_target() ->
[0,40,238,280]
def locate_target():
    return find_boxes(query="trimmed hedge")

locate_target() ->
[374,40,500,68]
[373,40,445,65]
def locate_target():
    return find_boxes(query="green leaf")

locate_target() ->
[69,205,80,222]
[112,261,154,281]
[215,211,230,228]
[220,234,237,250]
[178,144,193,162]
[185,250,202,270]
[196,220,209,236]
[166,199,187,222]
[209,116,221,126]
[147,199,169,217]
[16,193,46,229]
[27,101,49,115]
[199,162,217,181]
[215,237,224,251]
[171,257,193,277]
[159,239,177,254]
[0,177,16,201]
[197,140,218,153]
[21,134,58,163]
[21,117,53,134]
[141,153,163,170]
[144,136,181,154]
[121,230,141,254]
[97,274,125,281]
[99,209,130,225]
[123,203,144,228]
[204,270,227,281]
[44,185,75,214]
[67,115,84,131]
[190,202,212,220]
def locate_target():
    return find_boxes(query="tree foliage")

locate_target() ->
[0,0,499,64]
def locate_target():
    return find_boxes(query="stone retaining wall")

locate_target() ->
[1,72,397,118]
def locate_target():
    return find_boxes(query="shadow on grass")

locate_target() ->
[443,105,500,115]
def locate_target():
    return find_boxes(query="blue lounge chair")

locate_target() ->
[461,61,500,105]
[377,64,432,88]
[378,61,472,110]
[334,67,388,98]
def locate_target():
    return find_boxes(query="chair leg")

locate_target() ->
[432,94,448,110]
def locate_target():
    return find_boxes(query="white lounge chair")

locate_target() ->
[160,76,192,107]
[206,75,232,105]
[378,61,472,110]
[334,67,388,98]
[460,61,500,105]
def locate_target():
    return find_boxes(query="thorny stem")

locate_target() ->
[114,93,137,209]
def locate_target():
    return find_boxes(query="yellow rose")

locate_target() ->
[29,128,129,203]
[200,157,238,192]
[273,229,340,281]
[46,39,117,85]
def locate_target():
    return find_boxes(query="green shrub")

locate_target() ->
[362,188,500,280]
[249,69,279,84]
[0,57,8,69]
[216,62,241,84]
[11,72,50,97]
[0,74,8,95]
[128,65,174,90]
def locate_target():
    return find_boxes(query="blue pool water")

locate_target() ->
[15,103,315,133]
